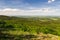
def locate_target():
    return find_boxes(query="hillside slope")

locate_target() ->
[0,15,60,40]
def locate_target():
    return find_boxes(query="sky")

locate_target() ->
[0,0,60,16]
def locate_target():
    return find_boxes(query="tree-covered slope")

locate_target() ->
[0,15,60,35]
[0,15,60,40]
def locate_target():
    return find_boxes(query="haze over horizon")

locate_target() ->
[0,0,60,16]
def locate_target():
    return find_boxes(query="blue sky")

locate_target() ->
[0,0,60,16]
[0,0,59,9]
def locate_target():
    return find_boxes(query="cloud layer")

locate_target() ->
[0,8,58,16]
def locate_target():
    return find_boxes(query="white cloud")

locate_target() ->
[0,8,58,16]
[52,0,55,2]
[2,8,20,11]
[48,0,55,3]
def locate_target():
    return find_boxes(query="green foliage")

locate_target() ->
[0,20,14,31]
[0,15,60,36]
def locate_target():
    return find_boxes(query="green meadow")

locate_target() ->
[0,15,60,40]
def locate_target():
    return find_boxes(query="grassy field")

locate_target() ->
[0,15,60,40]
[58,37,60,40]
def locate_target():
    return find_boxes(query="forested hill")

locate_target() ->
[0,15,60,35]
[0,15,60,40]
[0,15,19,20]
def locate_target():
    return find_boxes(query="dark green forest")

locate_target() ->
[0,15,60,40]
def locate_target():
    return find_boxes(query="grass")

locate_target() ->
[58,37,60,40]
[1,31,59,40]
